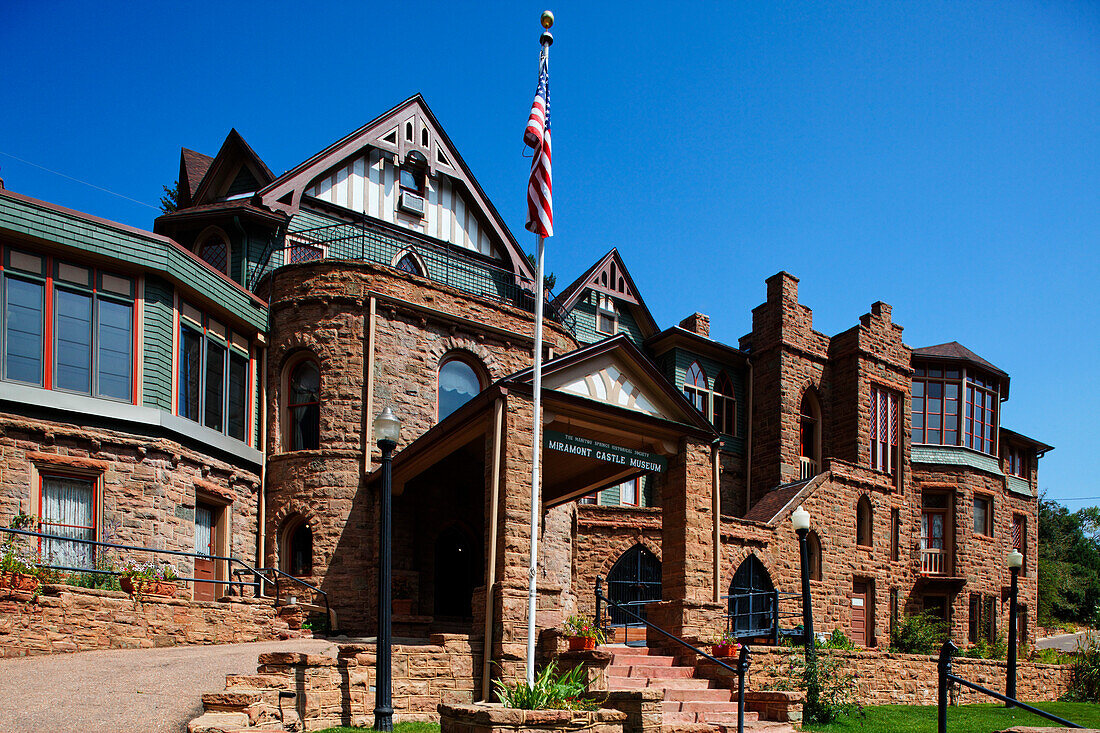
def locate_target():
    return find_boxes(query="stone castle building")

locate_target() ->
[0,95,1049,691]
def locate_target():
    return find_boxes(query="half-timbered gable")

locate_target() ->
[554,248,659,346]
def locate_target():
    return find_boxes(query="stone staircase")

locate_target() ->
[603,645,795,732]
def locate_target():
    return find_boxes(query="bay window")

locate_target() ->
[178,304,251,442]
[912,363,1000,455]
[2,247,133,401]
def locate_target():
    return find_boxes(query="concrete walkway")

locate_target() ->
[1035,630,1096,652]
[0,638,335,733]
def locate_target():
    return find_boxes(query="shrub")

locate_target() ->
[761,649,863,724]
[823,629,856,650]
[494,660,596,710]
[890,612,947,654]
[1066,631,1100,702]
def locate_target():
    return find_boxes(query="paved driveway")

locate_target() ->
[1036,630,1097,652]
[0,638,335,733]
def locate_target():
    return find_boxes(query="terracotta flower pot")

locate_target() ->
[711,643,736,658]
[568,635,597,651]
[121,577,177,598]
[0,571,11,589]
[9,572,40,593]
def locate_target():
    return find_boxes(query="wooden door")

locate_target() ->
[194,504,216,601]
[851,581,868,646]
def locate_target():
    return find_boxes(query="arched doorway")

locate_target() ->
[728,555,776,638]
[606,544,662,627]
[433,525,479,618]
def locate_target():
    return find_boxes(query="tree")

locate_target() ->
[525,252,556,293]
[159,180,179,214]
[1038,494,1100,625]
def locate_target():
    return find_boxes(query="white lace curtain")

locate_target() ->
[41,477,95,569]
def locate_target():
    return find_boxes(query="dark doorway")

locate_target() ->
[434,525,478,618]
[728,555,776,638]
[606,545,662,626]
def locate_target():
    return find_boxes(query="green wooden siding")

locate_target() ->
[0,193,267,331]
[569,291,645,346]
[596,474,656,507]
[142,275,175,412]
[670,347,747,455]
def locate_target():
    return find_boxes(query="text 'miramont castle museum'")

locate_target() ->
[0,95,1050,678]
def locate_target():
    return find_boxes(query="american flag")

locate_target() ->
[524,50,553,238]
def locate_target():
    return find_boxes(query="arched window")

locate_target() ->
[197,233,229,275]
[287,359,320,451]
[395,252,424,276]
[807,530,822,581]
[728,555,776,638]
[281,516,313,577]
[438,355,482,421]
[606,545,662,626]
[799,390,821,479]
[713,371,737,436]
[857,495,873,548]
[684,362,709,417]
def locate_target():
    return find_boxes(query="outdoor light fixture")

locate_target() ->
[791,505,811,532]
[792,503,819,714]
[1006,547,1023,706]
[373,406,402,732]
[373,406,402,445]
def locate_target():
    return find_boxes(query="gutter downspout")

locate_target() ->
[712,437,721,603]
[481,396,505,701]
[746,360,754,516]
[363,296,378,474]
[257,344,268,580]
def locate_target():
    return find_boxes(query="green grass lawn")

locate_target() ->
[315,723,440,733]
[804,702,1100,732]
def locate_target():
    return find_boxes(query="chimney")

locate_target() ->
[679,312,710,338]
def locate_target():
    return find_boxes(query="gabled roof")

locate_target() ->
[506,334,716,434]
[743,473,829,524]
[257,94,534,282]
[645,325,750,367]
[190,129,275,206]
[1000,427,1054,456]
[178,148,213,208]
[553,248,659,337]
[912,341,1010,397]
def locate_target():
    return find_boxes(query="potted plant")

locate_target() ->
[562,614,604,651]
[711,630,740,658]
[119,560,179,598]
[1,513,41,593]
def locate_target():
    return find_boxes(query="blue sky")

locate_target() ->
[1,2,1097,505]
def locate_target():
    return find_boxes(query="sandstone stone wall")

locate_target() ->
[0,583,298,658]
[263,261,577,635]
[0,413,261,581]
[572,504,662,619]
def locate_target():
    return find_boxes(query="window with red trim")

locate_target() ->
[1,246,134,402]
[1004,445,1028,478]
[178,305,252,443]
[287,359,321,451]
[684,362,708,417]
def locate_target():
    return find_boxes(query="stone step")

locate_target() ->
[598,644,649,656]
[607,675,648,689]
[201,690,263,712]
[643,677,714,690]
[224,673,291,690]
[610,653,675,667]
[186,711,249,733]
[662,700,744,715]
[662,687,733,702]
[701,711,760,726]
[608,664,694,679]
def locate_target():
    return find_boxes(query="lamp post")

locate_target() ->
[373,406,401,732]
[1006,548,1023,708]
[791,505,819,718]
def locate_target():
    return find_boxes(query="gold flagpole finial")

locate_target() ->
[541,10,554,29]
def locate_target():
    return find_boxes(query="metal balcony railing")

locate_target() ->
[287,218,576,331]
[800,457,818,480]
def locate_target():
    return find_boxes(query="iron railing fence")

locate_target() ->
[722,589,804,643]
[595,576,753,733]
[0,526,330,626]
[289,218,577,332]
[936,640,1082,731]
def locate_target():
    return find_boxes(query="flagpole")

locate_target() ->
[525,11,553,688]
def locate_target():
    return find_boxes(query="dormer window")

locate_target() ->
[596,295,618,335]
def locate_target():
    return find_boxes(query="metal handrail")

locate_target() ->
[596,576,753,733]
[248,565,332,630]
[937,641,1082,731]
[722,589,803,643]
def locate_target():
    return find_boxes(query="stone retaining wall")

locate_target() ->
[0,583,303,657]
[697,646,1072,706]
[439,703,626,733]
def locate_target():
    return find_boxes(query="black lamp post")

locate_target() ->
[1006,548,1023,707]
[792,505,820,717]
[373,406,401,732]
